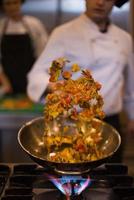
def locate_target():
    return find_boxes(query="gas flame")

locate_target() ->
[44,173,91,197]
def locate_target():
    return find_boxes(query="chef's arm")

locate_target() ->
[27,28,65,103]
[0,65,12,95]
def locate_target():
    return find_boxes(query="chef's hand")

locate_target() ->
[126,120,134,135]
[0,72,12,95]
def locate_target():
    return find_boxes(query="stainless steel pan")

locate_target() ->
[18,117,121,175]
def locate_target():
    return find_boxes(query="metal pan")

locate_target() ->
[18,116,121,175]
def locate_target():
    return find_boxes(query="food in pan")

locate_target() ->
[44,58,106,163]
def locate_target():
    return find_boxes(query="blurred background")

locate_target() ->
[0,0,132,33]
[0,0,134,174]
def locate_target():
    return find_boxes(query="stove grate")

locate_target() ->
[0,163,133,200]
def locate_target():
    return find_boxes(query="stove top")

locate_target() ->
[0,163,134,200]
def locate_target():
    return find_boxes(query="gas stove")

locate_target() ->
[0,163,134,200]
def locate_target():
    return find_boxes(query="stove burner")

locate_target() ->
[35,188,112,200]
[0,163,134,200]
[45,174,91,196]
[36,190,84,200]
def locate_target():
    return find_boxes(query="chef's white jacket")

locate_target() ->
[27,14,134,120]
[0,15,48,71]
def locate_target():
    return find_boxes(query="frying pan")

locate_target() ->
[18,116,121,175]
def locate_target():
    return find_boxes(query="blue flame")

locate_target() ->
[45,174,91,196]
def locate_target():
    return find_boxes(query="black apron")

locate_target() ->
[1,19,36,94]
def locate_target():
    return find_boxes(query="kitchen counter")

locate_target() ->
[0,95,44,163]
[0,95,44,129]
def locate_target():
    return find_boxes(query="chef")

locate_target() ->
[27,0,134,162]
[0,0,48,95]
